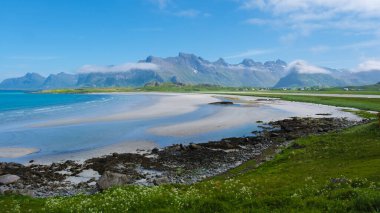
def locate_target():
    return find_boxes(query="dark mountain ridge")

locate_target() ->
[1,53,379,90]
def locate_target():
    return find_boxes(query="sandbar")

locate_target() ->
[149,95,361,136]
[0,147,40,158]
[31,93,219,128]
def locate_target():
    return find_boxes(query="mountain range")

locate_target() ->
[1,53,380,90]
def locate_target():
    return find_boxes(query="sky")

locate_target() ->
[1,0,380,80]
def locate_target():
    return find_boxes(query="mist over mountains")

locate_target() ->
[1,53,380,90]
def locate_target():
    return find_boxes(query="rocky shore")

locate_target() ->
[0,117,365,197]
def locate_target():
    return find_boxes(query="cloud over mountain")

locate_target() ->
[79,63,159,73]
[354,60,380,72]
[286,60,330,74]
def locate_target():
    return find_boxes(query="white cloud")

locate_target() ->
[353,60,380,72]
[175,9,202,18]
[339,40,380,50]
[151,0,171,9]
[8,56,60,60]
[310,45,330,53]
[287,60,330,74]
[245,18,275,25]
[79,62,159,73]
[242,0,380,38]
[225,49,273,59]
[307,39,380,55]
[240,0,266,10]
[241,0,380,17]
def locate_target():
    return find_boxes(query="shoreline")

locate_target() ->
[30,141,157,165]
[30,93,220,128]
[0,92,361,163]
[0,148,40,158]
[0,116,366,197]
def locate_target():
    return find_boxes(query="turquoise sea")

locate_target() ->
[0,91,358,164]
[0,90,104,112]
[0,91,257,163]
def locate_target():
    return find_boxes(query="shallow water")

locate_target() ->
[0,91,359,163]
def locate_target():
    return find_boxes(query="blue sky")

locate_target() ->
[1,0,380,80]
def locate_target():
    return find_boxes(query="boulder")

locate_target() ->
[153,176,170,185]
[151,148,159,154]
[1,189,34,197]
[189,143,202,150]
[209,101,233,105]
[97,171,132,190]
[0,174,20,185]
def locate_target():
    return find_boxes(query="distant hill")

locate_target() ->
[0,73,46,90]
[274,72,346,88]
[1,53,380,90]
[76,70,164,88]
[343,82,380,91]
[42,72,78,89]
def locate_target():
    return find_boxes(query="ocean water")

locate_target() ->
[0,91,259,163]
[0,91,104,112]
[0,91,359,164]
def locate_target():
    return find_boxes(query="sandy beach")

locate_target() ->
[0,147,40,158]
[31,93,220,128]
[149,94,361,136]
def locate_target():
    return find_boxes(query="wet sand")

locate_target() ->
[0,147,40,158]
[149,94,361,136]
[31,93,219,128]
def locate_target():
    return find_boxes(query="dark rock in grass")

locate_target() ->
[97,171,133,190]
[0,174,20,185]
[153,177,170,185]
[331,177,349,184]
[316,113,332,116]
[1,188,34,196]
[209,101,233,105]
[290,143,305,149]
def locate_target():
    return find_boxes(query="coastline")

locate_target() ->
[0,92,368,197]
[0,92,361,164]
[0,116,365,197]
[30,141,157,165]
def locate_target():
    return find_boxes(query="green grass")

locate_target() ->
[222,93,380,112]
[2,122,379,212]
